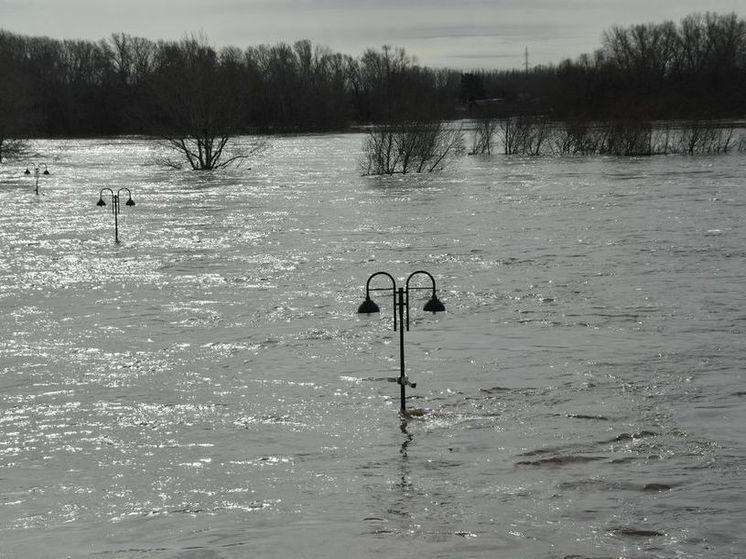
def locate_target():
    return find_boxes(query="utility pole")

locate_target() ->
[524,46,530,75]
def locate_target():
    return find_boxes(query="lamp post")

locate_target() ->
[357,270,446,414]
[24,163,50,195]
[96,188,135,243]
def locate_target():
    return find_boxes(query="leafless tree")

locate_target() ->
[149,36,265,170]
[0,56,33,164]
[0,80,31,163]
[502,116,550,156]
[678,121,735,154]
[101,33,155,87]
[551,120,601,155]
[361,121,464,175]
[597,121,653,155]
[469,118,499,155]
[0,137,30,164]
[737,134,746,152]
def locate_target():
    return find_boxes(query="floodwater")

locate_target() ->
[1,134,745,558]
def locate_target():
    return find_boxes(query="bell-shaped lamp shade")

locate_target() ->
[357,296,380,314]
[43,169,50,175]
[125,197,135,207]
[24,168,30,175]
[96,198,106,207]
[423,294,446,313]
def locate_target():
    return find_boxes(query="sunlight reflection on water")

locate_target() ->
[1,134,745,557]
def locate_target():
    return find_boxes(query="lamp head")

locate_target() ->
[24,168,30,175]
[423,294,445,313]
[43,169,50,175]
[96,198,106,207]
[357,296,380,314]
[125,198,135,207]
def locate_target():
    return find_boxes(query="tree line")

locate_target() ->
[0,11,744,166]
[464,11,746,121]
[0,33,456,138]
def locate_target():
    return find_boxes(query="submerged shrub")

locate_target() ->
[361,121,465,175]
[599,121,654,156]
[521,119,740,157]
[469,118,499,155]
[678,121,735,154]
[502,116,550,156]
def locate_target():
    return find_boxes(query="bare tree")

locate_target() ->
[148,36,264,170]
[469,117,499,155]
[361,121,464,175]
[0,30,34,163]
[0,137,30,164]
[678,121,735,154]
[0,57,33,164]
[551,120,600,155]
[0,78,31,163]
[502,116,550,156]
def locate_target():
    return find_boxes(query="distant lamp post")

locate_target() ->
[357,270,446,414]
[24,163,50,195]
[97,187,135,243]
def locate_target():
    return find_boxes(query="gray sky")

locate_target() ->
[1,0,743,69]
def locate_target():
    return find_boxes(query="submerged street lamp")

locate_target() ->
[97,187,135,243]
[357,270,446,414]
[24,163,50,195]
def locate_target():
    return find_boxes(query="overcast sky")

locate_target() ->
[1,0,743,69]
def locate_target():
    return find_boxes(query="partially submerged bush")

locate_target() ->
[361,121,464,175]
[0,138,30,164]
[469,118,499,155]
[502,118,739,157]
[677,122,735,154]
[599,121,654,156]
[502,116,550,156]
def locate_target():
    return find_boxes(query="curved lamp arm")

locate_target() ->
[405,270,438,295]
[358,271,399,330]
[118,187,135,206]
[405,270,445,329]
[97,187,115,206]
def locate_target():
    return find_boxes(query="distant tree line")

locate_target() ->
[0,33,456,141]
[0,11,744,147]
[464,12,746,121]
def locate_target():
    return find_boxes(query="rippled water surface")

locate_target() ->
[1,135,745,558]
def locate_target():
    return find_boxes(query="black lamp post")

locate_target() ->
[357,270,446,414]
[24,163,50,195]
[96,188,135,243]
